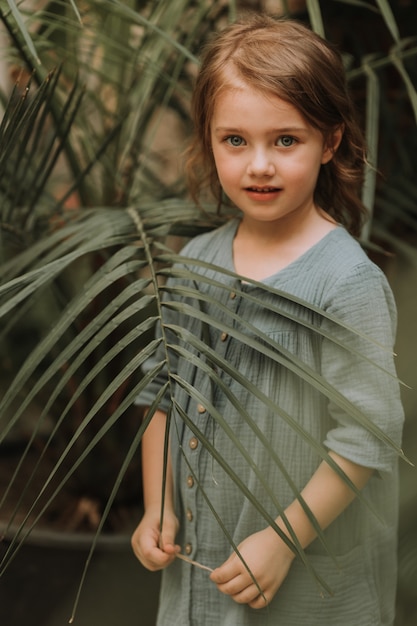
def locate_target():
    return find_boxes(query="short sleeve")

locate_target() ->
[321,261,404,473]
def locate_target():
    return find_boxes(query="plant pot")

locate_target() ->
[0,526,161,626]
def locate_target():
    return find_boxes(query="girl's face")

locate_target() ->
[210,81,340,230]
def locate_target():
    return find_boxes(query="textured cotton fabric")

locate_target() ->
[136,218,404,626]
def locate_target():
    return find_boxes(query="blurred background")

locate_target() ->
[0,1,416,624]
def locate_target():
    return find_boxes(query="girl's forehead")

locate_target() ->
[214,69,285,108]
[212,82,297,118]
[209,83,320,136]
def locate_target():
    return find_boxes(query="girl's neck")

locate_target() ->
[233,209,337,281]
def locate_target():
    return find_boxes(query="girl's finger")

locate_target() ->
[248,592,270,609]
[161,542,181,555]
[232,584,266,606]
[214,573,246,595]
[210,558,240,584]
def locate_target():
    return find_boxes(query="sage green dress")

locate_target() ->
[136,218,404,626]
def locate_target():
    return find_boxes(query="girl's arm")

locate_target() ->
[210,450,373,607]
[131,409,180,571]
[276,450,373,553]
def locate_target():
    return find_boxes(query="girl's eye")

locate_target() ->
[277,136,296,147]
[226,135,245,147]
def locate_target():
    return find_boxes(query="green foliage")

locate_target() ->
[0,0,416,621]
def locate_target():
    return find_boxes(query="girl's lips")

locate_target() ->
[246,186,279,192]
[244,186,282,200]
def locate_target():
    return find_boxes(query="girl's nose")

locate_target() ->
[247,149,275,177]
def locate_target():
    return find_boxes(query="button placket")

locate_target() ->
[183,447,197,558]
[183,462,196,558]
[180,281,238,563]
[182,394,208,561]
[217,281,241,353]
[212,282,241,382]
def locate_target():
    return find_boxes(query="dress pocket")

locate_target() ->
[264,545,381,626]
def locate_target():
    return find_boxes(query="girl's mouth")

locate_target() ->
[244,186,283,203]
[246,186,280,193]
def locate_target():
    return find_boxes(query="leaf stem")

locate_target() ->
[175,552,214,573]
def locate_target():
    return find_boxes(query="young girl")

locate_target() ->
[131,14,404,626]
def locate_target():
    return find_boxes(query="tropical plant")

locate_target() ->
[0,0,225,533]
[0,0,416,623]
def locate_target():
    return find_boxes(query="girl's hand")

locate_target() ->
[131,507,180,572]
[210,527,295,608]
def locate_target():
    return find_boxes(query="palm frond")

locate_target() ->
[0,3,415,620]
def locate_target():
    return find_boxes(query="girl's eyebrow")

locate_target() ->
[211,126,244,134]
[213,126,307,134]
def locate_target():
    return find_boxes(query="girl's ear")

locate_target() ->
[321,125,344,164]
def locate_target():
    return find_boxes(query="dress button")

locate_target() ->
[186,475,194,488]
[230,292,236,300]
[185,543,192,555]
[197,403,206,414]
[189,437,198,450]
[186,508,193,522]
[220,331,228,342]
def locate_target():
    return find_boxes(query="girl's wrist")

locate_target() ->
[266,524,297,562]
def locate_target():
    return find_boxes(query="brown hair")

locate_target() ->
[185,13,368,237]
